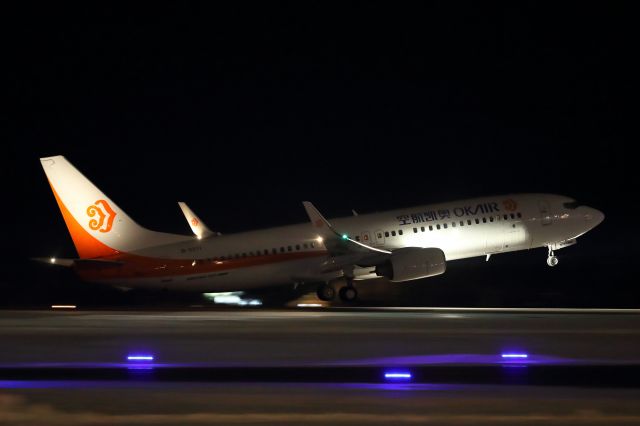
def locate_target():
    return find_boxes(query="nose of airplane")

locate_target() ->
[584,207,605,227]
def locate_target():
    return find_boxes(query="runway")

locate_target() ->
[1,308,639,424]
[1,308,639,366]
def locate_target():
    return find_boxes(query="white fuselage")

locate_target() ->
[88,193,603,291]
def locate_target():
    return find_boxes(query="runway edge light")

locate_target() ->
[501,353,528,359]
[384,371,412,380]
[127,355,154,361]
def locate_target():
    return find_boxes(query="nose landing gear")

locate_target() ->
[547,246,559,267]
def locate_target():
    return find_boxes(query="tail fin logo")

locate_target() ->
[87,200,117,233]
[191,218,199,227]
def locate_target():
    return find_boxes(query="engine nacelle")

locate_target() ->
[375,247,446,282]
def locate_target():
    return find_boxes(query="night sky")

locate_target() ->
[6,3,637,307]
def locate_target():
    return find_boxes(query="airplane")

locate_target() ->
[37,155,604,302]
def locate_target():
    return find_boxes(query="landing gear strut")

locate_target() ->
[547,246,559,267]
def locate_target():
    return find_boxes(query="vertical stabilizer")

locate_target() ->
[40,156,187,258]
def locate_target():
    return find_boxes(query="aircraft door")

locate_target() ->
[374,229,385,246]
[539,201,552,226]
[486,217,504,254]
[504,222,527,250]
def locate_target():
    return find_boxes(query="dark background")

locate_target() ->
[5,2,637,307]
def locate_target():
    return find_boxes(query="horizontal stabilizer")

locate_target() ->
[32,257,75,267]
[32,257,123,267]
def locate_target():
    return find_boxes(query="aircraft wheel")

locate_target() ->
[547,255,559,267]
[339,286,358,302]
[317,284,336,301]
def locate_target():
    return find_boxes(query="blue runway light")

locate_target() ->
[501,353,528,359]
[127,355,154,361]
[342,234,348,240]
[384,371,412,380]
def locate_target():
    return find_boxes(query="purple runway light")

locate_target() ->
[384,371,412,380]
[127,355,154,361]
[501,353,528,359]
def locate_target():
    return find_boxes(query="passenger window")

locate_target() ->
[280,247,285,253]
[295,244,300,250]
[436,224,441,230]
[385,231,390,237]
[421,226,425,232]
[242,253,247,258]
[287,246,292,252]
[460,221,464,226]
[489,217,494,222]
[413,228,418,233]
[510,213,515,219]
[517,212,522,218]
[303,243,308,249]
[443,223,448,229]
[482,217,487,223]
[377,232,383,238]
[310,242,315,248]
[504,214,508,220]
[355,236,360,242]
[272,248,277,254]
[452,222,456,227]
[429,225,433,231]
[391,231,396,236]
[398,230,403,235]
[475,218,480,224]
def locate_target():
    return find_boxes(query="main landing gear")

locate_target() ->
[547,246,559,267]
[339,284,358,302]
[316,283,336,301]
[316,279,358,303]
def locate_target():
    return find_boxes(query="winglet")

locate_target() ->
[178,202,216,239]
[302,201,336,237]
[302,202,391,259]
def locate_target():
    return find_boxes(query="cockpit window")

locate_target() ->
[563,201,581,209]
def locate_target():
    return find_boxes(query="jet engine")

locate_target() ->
[375,247,446,282]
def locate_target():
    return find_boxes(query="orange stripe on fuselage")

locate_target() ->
[74,250,329,282]
[48,180,118,259]
[47,179,328,282]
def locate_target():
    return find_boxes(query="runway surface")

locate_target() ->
[2,382,640,425]
[1,308,639,424]
[1,308,639,366]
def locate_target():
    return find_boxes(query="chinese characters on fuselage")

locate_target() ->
[397,202,501,226]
